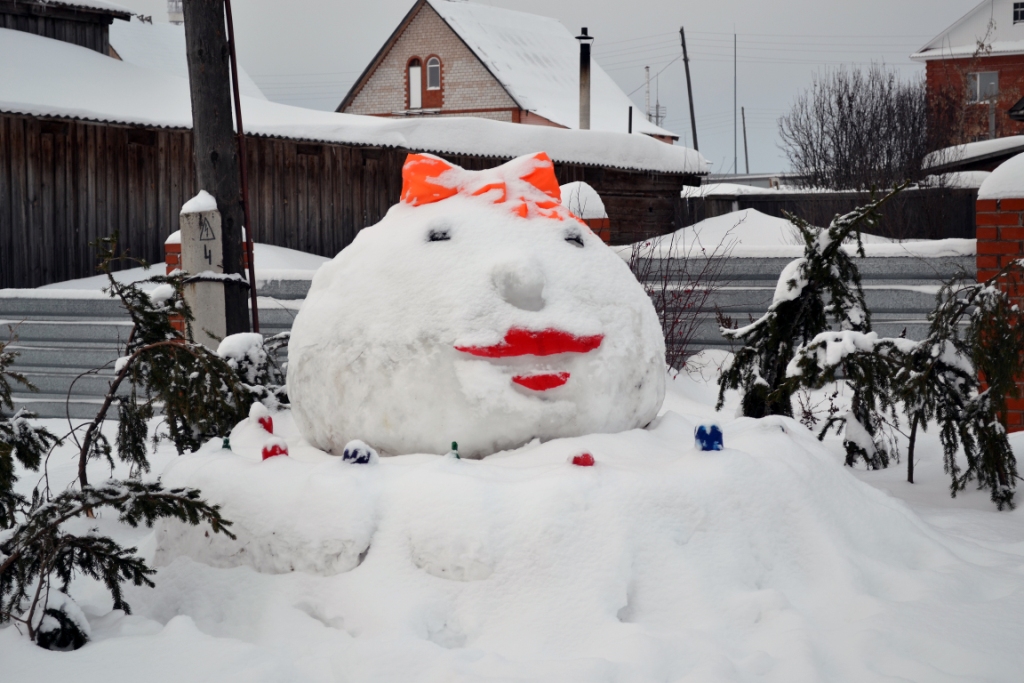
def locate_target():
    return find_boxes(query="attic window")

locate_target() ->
[1016,2,1024,23]
[426,57,441,90]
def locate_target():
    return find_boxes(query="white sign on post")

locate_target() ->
[180,191,227,350]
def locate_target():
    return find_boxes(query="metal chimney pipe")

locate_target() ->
[576,27,594,130]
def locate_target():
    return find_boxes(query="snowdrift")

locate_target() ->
[148,405,1022,682]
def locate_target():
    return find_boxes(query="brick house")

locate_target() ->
[337,0,677,143]
[913,0,1024,146]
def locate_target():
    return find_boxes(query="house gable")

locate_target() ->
[338,0,519,121]
[913,0,1024,60]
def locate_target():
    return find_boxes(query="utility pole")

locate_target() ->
[645,65,651,122]
[224,0,259,332]
[733,33,737,175]
[182,0,249,334]
[742,106,750,174]
[680,26,698,152]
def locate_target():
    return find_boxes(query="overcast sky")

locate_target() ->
[114,0,978,173]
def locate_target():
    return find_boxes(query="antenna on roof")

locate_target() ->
[645,66,651,123]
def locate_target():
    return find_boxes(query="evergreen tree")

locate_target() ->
[717,188,900,433]
[1,238,247,649]
[217,331,290,410]
[786,330,908,469]
[0,331,59,528]
[75,238,254,489]
[894,267,1024,509]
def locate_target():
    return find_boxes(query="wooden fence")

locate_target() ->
[681,187,978,240]
[0,112,696,288]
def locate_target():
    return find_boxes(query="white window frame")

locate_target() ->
[967,71,999,103]
[1015,2,1024,24]
[408,60,422,110]
[426,57,441,91]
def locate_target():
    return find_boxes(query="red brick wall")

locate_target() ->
[927,55,1024,143]
[976,197,1024,431]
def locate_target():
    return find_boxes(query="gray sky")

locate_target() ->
[115,0,977,172]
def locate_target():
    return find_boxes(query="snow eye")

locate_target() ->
[428,229,451,242]
[565,231,584,248]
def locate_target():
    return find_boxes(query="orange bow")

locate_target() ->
[400,152,583,224]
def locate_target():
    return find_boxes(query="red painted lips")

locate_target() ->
[455,328,603,392]
[455,328,604,358]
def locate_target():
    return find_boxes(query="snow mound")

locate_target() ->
[179,190,217,215]
[37,242,329,292]
[979,151,1024,200]
[287,152,665,458]
[151,405,1019,680]
[633,209,976,259]
[560,181,607,219]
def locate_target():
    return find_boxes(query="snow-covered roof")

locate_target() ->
[16,0,131,15]
[923,135,1024,170]
[110,18,266,100]
[912,0,1024,61]
[425,0,676,140]
[0,28,706,175]
[979,151,1024,199]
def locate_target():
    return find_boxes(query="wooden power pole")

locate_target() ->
[742,106,750,174]
[679,27,698,152]
[182,0,250,335]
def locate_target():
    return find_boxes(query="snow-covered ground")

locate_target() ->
[32,243,329,293]
[632,209,976,259]
[4,359,1023,682]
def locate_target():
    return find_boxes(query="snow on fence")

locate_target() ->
[683,187,978,241]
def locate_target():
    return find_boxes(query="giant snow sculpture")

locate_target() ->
[287,152,665,458]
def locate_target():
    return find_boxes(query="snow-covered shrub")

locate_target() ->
[630,223,732,372]
[0,237,240,648]
[717,188,898,432]
[0,331,59,526]
[785,264,1024,509]
[217,331,289,409]
[894,270,1024,509]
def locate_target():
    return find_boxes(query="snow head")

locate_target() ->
[287,152,665,458]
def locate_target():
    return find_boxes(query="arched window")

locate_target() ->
[408,59,422,110]
[426,57,441,90]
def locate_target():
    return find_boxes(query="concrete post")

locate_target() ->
[180,200,230,349]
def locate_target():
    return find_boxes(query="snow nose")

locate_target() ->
[493,260,546,312]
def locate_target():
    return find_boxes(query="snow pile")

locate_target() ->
[979,151,1024,200]
[924,135,1024,169]
[288,152,665,458]
[36,242,329,292]
[634,209,976,258]
[179,190,217,215]
[143,401,1024,681]
[921,170,991,189]
[560,181,607,219]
